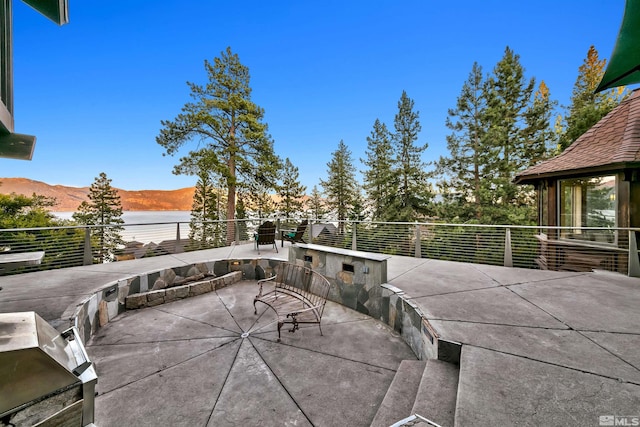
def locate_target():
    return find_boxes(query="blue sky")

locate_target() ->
[1,1,631,191]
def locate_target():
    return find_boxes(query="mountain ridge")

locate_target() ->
[0,178,195,211]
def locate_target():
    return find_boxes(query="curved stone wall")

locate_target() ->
[62,257,446,361]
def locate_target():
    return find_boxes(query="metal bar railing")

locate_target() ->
[1,218,639,277]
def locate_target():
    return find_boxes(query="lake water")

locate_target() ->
[54,211,191,224]
[54,211,192,243]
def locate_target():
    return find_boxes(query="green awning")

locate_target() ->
[596,0,640,92]
[22,0,69,26]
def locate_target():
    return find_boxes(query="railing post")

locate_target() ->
[83,228,92,265]
[628,230,640,277]
[175,223,183,253]
[351,222,357,251]
[504,228,513,268]
[414,222,422,258]
[235,219,240,244]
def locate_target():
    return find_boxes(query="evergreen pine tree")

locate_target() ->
[277,158,307,220]
[73,172,124,263]
[320,140,358,233]
[235,195,249,241]
[391,91,433,222]
[481,47,537,223]
[349,185,367,222]
[557,46,627,151]
[436,62,488,222]
[361,119,395,221]
[437,49,556,225]
[308,185,326,220]
[244,183,276,219]
[157,47,279,244]
[485,47,535,176]
[188,166,221,248]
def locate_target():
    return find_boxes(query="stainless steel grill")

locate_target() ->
[0,312,97,426]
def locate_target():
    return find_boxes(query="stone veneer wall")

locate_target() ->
[289,244,439,360]
[62,253,447,361]
[62,258,283,344]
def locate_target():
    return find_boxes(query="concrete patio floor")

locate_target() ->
[0,242,639,426]
[88,281,415,426]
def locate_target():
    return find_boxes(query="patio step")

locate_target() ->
[410,359,460,427]
[371,359,460,427]
[370,360,426,427]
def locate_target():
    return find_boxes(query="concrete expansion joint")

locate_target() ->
[412,284,502,299]
[504,285,573,330]
[576,330,640,375]
[468,343,639,384]
[427,317,570,331]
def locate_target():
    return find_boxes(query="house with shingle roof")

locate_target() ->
[515,89,640,273]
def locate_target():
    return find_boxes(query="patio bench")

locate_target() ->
[253,262,331,342]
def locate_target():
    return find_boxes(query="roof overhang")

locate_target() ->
[515,162,640,185]
[0,131,36,160]
[596,0,640,92]
[0,0,68,161]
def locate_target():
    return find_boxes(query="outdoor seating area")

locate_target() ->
[4,1,640,425]
[253,262,331,341]
[0,242,637,426]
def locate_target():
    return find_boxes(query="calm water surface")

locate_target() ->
[54,211,192,243]
[54,211,191,224]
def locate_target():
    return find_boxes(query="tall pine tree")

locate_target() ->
[188,166,223,248]
[482,47,538,223]
[320,140,358,233]
[277,158,307,220]
[173,150,224,248]
[391,91,433,222]
[557,46,626,151]
[157,47,279,244]
[436,62,488,221]
[243,182,276,219]
[361,119,395,221]
[308,185,326,220]
[349,184,367,222]
[73,172,124,263]
[437,49,555,225]
[522,81,556,169]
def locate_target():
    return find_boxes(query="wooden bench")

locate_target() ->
[253,262,331,342]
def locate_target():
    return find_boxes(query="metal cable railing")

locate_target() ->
[1,218,638,277]
[303,219,638,276]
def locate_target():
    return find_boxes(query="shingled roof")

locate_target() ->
[516,89,640,184]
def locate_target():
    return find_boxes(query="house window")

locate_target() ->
[558,175,616,243]
[539,183,549,227]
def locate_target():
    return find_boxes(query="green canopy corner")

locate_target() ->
[22,0,68,25]
[596,0,640,92]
